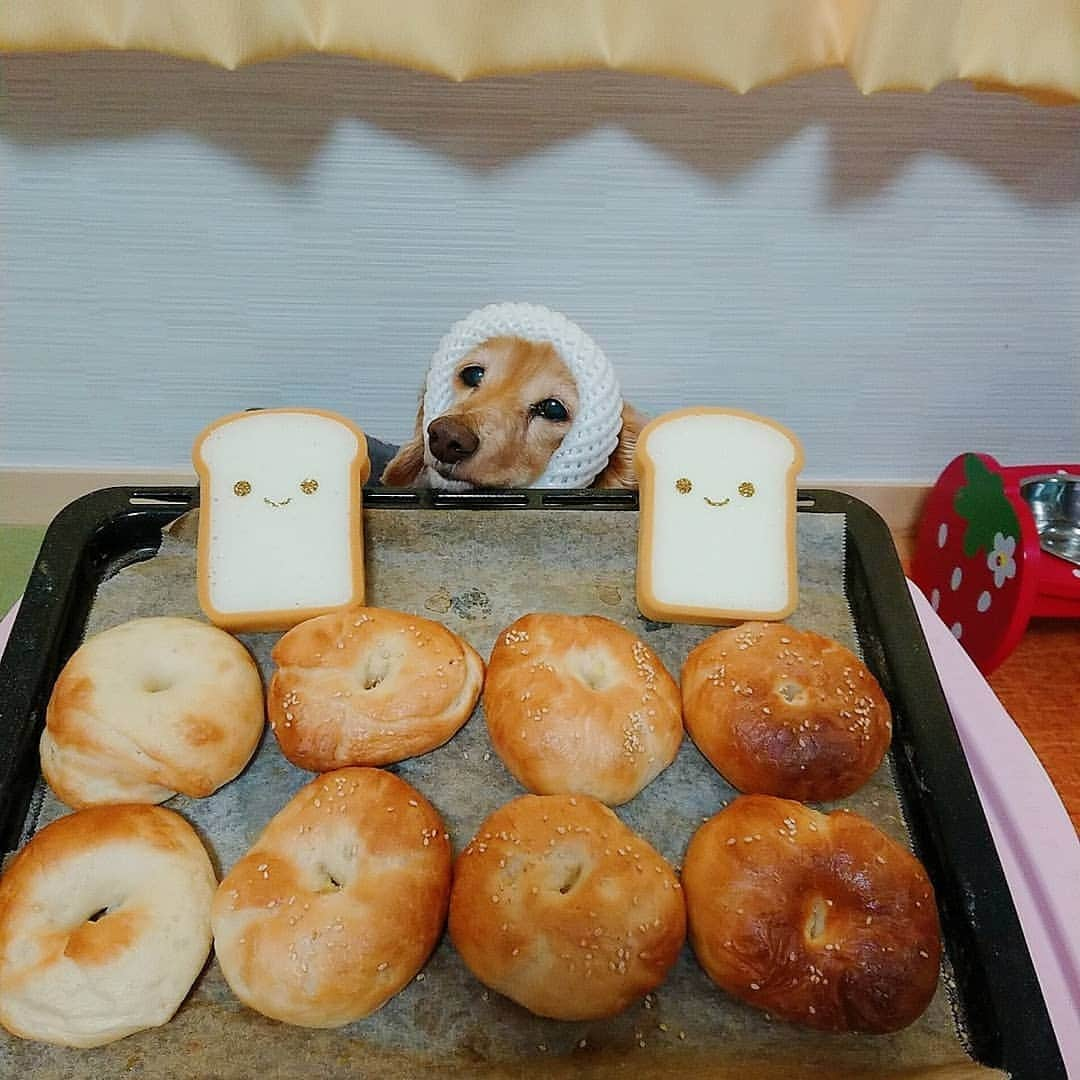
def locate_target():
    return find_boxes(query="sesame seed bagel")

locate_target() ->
[41,616,265,808]
[680,622,892,801]
[449,794,686,1020]
[268,607,484,772]
[483,614,683,806]
[211,768,451,1028]
[682,794,941,1033]
[0,805,216,1048]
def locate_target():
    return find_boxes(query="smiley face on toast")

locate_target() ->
[636,409,804,624]
[193,409,370,632]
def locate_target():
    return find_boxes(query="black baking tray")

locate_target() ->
[0,486,1065,1079]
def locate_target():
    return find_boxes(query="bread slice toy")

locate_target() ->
[193,409,370,633]
[636,408,804,624]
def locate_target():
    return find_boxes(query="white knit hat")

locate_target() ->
[423,303,624,489]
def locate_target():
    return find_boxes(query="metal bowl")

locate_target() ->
[1020,473,1080,567]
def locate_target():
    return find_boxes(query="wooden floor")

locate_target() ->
[988,618,1080,834]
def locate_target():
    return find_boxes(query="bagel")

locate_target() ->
[449,794,686,1020]
[41,616,265,808]
[268,607,483,772]
[0,805,216,1048]
[483,613,683,805]
[211,767,452,1027]
[680,622,891,801]
[682,794,941,1033]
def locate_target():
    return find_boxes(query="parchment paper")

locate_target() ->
[1,508,1006,1079]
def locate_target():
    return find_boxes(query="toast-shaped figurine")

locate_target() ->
[636,408,804,624]
[193,409,370,633]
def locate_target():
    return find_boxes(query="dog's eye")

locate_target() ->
[738,481,755,498]
[531,399,569,422]
[460,365,485,388]
[233,480,252,497]
[299,478,319,495]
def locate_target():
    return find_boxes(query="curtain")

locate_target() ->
[0,1,1077,102]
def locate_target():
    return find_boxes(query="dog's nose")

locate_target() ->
[427,416,480,464]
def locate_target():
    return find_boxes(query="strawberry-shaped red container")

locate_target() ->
[913,453,1080,674]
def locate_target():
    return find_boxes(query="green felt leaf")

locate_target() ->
[953,454,1020,559]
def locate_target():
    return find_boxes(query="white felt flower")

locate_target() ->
[987,532,1017,588]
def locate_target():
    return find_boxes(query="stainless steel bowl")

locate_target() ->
[1020,473,1080,568]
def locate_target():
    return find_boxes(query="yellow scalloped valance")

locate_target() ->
[1,1,1077,102]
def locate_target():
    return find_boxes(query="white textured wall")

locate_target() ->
[1,53,1078,482]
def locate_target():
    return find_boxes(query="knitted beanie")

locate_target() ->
[423,303,624,489]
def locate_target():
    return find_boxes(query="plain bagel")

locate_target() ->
[0,805,216,1048]
[682,794,941,1033]
[40,616,265,808]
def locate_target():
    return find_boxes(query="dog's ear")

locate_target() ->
[593,402,646,489]
[381,393,427,487]
[382,437,425,487]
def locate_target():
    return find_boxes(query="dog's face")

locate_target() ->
[422,336,581,489]
[382,335,642,491]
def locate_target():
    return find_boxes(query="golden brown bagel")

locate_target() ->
[211,767,452,1027]
[268,606,483,772]
[483,613,683,805]
[449,794,686,1020]
[682,794,941,1033]
[680,622,891,801]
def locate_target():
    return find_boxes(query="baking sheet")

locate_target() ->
[2,508,1004,1079]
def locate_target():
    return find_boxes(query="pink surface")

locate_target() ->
[1,591,1077,1072]
[0,601,20,654]
[908,580,1080,1077]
